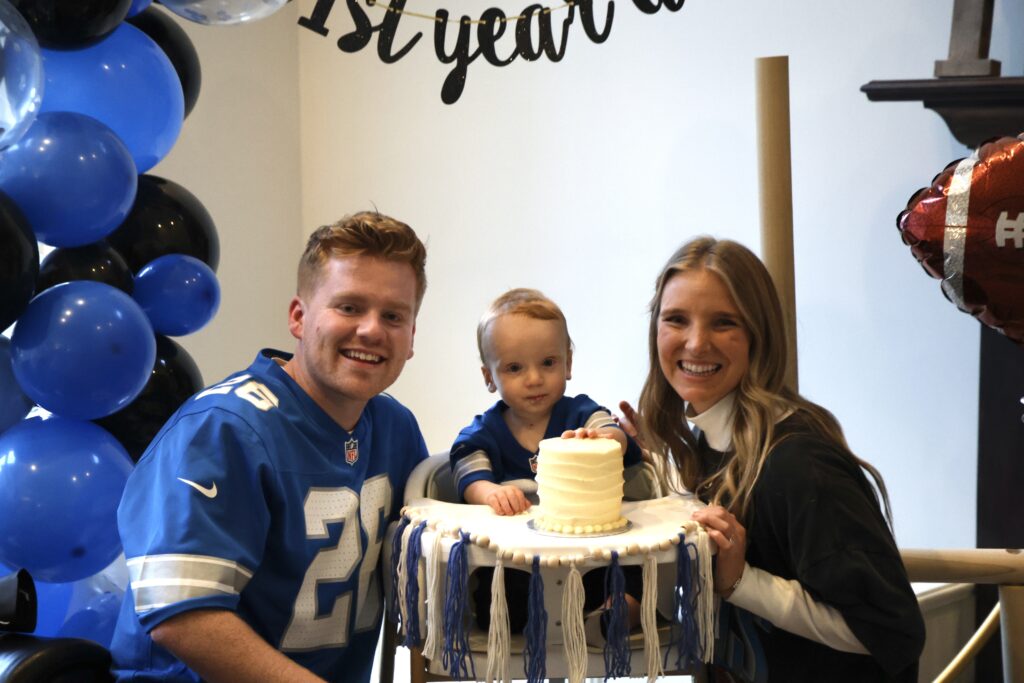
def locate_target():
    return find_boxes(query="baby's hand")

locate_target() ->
[561,427,602,439]
[486,485,532,516]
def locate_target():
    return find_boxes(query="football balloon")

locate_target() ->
[898,135,1024,345]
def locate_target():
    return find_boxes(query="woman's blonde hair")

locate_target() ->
[637,236,892,524]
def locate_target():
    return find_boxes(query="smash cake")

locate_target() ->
[532,436,628,535]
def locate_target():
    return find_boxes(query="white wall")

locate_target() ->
[154,5,304,383]
[174,0,1024,551]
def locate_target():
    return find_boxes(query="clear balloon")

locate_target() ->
[0,415,133,583]
[0,189,37,330]
[0,337,33,434]
[0,111,137,248]
[107,175,220,273]
[9,0,131,47]
[95,335,203,461]
[36,241,134,295]
[11,281,156,420]
[0,1,44,150]
[40,23,184,173]
[157,0,288,25]
[128,6,201,118]
[133,254,221,336]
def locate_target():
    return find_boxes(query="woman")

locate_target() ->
[622,237,924,682]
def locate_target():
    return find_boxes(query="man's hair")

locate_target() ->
[476,288,572,364]
[297,211,427,309]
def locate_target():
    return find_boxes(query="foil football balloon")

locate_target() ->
[897,135,1024,345]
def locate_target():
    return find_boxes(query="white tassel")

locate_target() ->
[485,558,511,683]
[421,530,444,661]
[561,561,587,683]
[641,553,662,682]
[685,521,716,662]
[396,519,417,639]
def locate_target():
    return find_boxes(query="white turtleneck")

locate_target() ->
[688,393,868,654]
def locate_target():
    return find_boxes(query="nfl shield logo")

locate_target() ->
[345,438,359,466]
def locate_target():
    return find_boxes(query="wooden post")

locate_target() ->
[755,55,798,391]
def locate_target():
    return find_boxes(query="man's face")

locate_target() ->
[287,254,417,429]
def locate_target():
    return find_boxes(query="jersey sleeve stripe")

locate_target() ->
[584,410,617,430]
[128,554,254,613]
[452,450,492,488]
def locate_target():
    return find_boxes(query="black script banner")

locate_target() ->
[298,0,685,104]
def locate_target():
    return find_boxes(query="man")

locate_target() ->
[110,212,429,682]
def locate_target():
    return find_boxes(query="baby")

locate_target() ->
[449,288,643,640]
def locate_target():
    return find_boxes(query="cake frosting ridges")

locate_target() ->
[533,436,626,534]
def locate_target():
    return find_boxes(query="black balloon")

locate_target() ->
[36,241,134,294]
[0,191,37,331]
[10,0,132,48]
[94,334,203,462]
[127,6,201,118]
[106,174,220,273]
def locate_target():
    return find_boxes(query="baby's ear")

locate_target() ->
[565,349,573,381]
[481,366,497,393]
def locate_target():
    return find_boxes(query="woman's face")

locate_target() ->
[657,268,751,415]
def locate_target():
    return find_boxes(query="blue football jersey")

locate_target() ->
[111,350,428,682]
[449,394,643,500]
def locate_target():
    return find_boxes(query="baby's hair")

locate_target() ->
[477,288,573,364]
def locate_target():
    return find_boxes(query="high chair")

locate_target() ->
[380,453,710,683]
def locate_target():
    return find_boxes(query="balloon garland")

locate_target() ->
[0,0,278,637]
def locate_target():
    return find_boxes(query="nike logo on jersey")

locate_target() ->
[178,477,218,498]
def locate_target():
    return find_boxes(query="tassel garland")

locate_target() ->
[422,530,444,662]
[665,531,698,671]
[441,531,475,680]
[388,515,410,626]
[561,561,587,683]
[692,523,715,662]
[603,550,631,679]
[641,553,662,683]
[402,520,428,648]
[396,518,416,639]
[523,555,547,683]
[485,558,511,683]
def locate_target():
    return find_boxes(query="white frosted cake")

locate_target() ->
[533,437,627,534]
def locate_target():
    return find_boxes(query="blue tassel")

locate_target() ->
[402,521,428,648]
[664,532,698,670]
[603,551,631,679]
[441,531,475,681]
[523,555,547,683]
[388,516,410,626]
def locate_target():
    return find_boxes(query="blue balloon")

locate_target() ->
[33,580,74,635]
[134,254,220,336]
[11,281,156,420]
[0,337,33,433]
[0,111,137,247]
[158,0,287,25]
[126,0,154,17]
[0,415,133,583]
[41,23,184,173]
[0,1,44,151]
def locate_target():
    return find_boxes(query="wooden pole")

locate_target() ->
[755,56,798,391]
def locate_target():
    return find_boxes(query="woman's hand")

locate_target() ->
[616,401,645,448]
[692,505,746,598]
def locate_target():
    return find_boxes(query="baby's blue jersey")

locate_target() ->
[110,350,428,682]
[449,394,643,500]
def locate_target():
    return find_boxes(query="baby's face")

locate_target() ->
[481,314,571,421]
